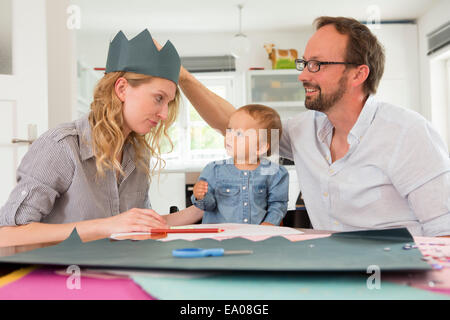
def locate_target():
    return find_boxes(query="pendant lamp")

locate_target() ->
[230,4,250,58]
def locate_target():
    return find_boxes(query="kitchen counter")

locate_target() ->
[159,160,296,174]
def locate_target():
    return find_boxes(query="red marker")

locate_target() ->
[149,228,224,234]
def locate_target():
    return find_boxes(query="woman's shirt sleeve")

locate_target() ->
[0,130,75,226]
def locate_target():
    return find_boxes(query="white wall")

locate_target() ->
[76,24,422,113]
[372,24,421,113]
[76,21,432,144]
[14,0,49,138]
[0,0,49,205]
[76,28,313,112]
[76,28,313,72]
[418,0,450,121]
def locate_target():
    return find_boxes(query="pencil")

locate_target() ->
[149,228,225,233]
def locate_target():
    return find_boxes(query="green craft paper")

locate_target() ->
[0,228,431,272]
[132,272,449,300]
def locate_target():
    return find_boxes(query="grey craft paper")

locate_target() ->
[105,30,181,84]
[0,228,430,272]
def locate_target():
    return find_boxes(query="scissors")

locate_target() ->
[172,248,253,258]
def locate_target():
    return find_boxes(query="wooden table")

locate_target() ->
[0,228,449,299]
[0,228,331,278]
[0,228,331,257]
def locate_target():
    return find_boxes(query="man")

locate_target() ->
[176,16,450,236]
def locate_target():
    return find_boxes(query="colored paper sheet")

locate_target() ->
[111,223,304,242]
[383,237,450,291]
[159,223,304,241]
[131,272,449,300]
[0,266,37,288]
[0,267,153,300]
[0,228,431,272]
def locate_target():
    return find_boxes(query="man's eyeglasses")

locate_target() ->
[295,59,360,73]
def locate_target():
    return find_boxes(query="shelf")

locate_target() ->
[251,101,305,108]
[246,69,305,108]
[247,69,300,75]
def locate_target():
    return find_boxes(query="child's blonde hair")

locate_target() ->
[237,104,282,156]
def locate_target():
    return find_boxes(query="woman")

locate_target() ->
[0,30,203,246]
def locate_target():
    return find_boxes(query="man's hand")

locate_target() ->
[152,36,163,51]
[193,180,209,200]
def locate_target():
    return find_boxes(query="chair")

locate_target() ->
[282,192,312,228]
[171,191,312,228]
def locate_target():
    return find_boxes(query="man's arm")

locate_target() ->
[421,214,450,237]
[387,118,450,237]
[179,66,236,135]
[152,37,234,135]
[407,172,450,236]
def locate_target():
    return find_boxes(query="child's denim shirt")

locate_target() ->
[191,158,289,225]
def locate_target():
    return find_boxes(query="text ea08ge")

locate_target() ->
[224,304,269,315]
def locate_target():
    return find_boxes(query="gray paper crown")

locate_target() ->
[105,30,180,84]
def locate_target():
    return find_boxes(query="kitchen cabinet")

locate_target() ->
[286,166,300,211]
[372,24,421,112]
[246,69,306,119]
[148,172,186,214]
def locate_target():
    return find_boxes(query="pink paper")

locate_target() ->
[0,268,154,300]
[283,233,331,242]
[162,233,331,242]
[381,236,450,295]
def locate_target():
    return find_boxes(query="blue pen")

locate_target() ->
[172,248,253,258]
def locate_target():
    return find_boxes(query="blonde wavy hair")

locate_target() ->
[88,71,180,179]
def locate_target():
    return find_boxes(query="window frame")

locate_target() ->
[162,72,240,168]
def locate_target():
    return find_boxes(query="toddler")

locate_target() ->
[191,104,289,225]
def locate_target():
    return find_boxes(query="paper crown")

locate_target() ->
[105,29,180,84]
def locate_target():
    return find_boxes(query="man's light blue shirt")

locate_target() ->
[280,96,450,236]
[191,158,289,225]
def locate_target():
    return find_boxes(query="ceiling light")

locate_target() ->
[230,4,250,59]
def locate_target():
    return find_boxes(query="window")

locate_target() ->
[162,73,238,166]
[76,66,239,167]
[447,58,450,147]
[76,62,103,118]
[429,48,450,149]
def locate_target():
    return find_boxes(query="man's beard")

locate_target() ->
[303,75,347,112]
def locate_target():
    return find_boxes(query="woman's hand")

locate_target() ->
[193,180,208,200]
[101,208,168,235]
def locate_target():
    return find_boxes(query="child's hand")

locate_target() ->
[193,180,209,200]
